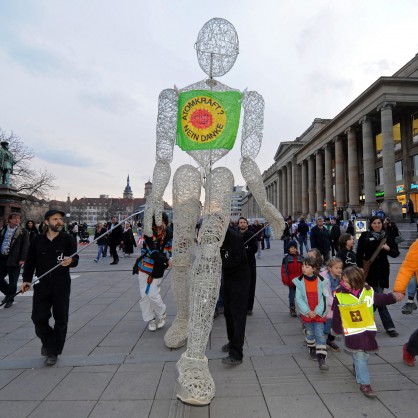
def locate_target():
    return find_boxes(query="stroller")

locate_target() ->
[79,230,90,245]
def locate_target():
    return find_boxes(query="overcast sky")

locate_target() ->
[1,0,418,204]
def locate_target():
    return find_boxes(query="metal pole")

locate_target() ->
[0,210,144,307]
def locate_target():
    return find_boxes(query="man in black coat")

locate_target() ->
[310,217,331,262]
[0,213,29,308]
[238,217,258,315]
[108,216,122,265]
[21,209,79,366]
[220,227,250,365]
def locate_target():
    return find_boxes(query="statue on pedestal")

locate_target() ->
[0,142,16,186]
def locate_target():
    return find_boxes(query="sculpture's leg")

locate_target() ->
[177,167,234,406]
[164,165,201,349]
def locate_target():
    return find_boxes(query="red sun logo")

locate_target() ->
[190,108,213,129]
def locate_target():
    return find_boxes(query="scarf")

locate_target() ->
[1,226,17,256]
[369,229,386,240]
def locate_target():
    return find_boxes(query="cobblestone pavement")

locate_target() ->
[0,236,417,418]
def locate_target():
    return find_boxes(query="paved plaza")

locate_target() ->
[0,235,417,418]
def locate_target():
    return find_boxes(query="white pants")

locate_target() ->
[138,271,166,322]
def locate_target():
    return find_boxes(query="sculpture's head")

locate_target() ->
[195,18,239,78]
[1,141,9,148]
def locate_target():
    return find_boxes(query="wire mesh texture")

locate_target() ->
[144,17,285,405]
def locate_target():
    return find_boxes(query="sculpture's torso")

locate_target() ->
[179,78,241,176]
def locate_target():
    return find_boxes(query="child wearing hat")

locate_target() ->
[281,239,303,317]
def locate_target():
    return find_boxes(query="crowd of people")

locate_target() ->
[1,208,417,399]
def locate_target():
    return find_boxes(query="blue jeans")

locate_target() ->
[96,245,105,261]
[372,285,395,331]
[297,235,309,255]
[353,351,370,385]
[265,236,270,249]
[304,321,326,356]
[324,318,332,335]
[288,286,296,309]
[257,241,262,257]
[407,277,417,300]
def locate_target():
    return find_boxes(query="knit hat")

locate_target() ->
[288,240,298,249]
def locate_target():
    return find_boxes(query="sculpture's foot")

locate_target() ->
[176,352,215,406]
[164,317,188,349]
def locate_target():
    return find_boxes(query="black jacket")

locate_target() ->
[108,223,122,245]
[310,225,330,256]
[22,232,78,285]
[240,229,258,265]
[356,230,399,288]
[0,225,29,266]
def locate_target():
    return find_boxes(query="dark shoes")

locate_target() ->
[403,343,416,367]
[110,260,119,265]
[402,302,417,314]
[387,329,399,338]
[222,356,242,365]
[289,307,297,317]
[41,346,48,356]
[326,337,340,352]
[4,301,13,308]
[222,343,230,353]
[317,354,329,370]
[247,310,253,316]
[44,354,58,366]
[309,347,317,361]
[360,384,377,398]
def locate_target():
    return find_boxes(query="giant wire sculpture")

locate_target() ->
[144,17,285,406]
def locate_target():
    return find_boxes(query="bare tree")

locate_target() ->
[0,129,57,199]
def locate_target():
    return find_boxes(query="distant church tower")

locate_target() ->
[144,180,152,198]
[123,175,133,199]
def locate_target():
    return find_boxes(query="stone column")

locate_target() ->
[278,170,283,214]
[282,166,288,217]
[287,162,293,218]
[334,136,345,209]
[360,116,376,215]
[308,156,316,218]
[400,113,412,198]
[301,160,308,216]
[274,180,278,209]
[378,102,402,220]
[324,144,333,215]
[293,161,302,218]
[315,150,324,216]
[345,127,360,212]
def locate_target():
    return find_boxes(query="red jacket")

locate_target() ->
[281,253,303,287]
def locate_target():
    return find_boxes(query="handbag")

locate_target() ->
[394,234,404,244]
[362,237,387,278]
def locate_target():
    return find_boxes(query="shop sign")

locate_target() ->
[397,184,405,193]
[411,183,418,191]
[375,191,384,197]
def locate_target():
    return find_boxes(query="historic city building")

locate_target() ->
[242,53,418,222]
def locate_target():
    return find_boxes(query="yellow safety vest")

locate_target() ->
[336,288,376,336]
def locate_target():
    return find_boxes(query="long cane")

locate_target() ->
[0,210,144,307]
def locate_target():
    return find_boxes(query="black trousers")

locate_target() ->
[247,262,257,311]
[0,256,21,302]
[223,265,250,360]
[31,281,71,355]
[109,243,119,262]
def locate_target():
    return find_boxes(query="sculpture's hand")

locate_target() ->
[260,201,285,240]
[144,194,164,236]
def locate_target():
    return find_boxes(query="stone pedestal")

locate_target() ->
[0,185,24,225]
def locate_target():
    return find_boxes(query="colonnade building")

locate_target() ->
[242,53,418,223]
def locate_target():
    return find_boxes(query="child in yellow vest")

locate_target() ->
[331,266,397,398]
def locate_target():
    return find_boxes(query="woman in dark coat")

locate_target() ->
[122,222,136,256]
[356,215,400,337]
[25,220,39,242]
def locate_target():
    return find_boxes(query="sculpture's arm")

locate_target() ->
[240,90,285,238]
[144,88,178,236]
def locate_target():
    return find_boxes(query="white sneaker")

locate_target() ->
[148,319,157,331]
[157,312,167,329]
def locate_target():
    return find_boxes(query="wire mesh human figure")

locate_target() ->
[143,17,285,406]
